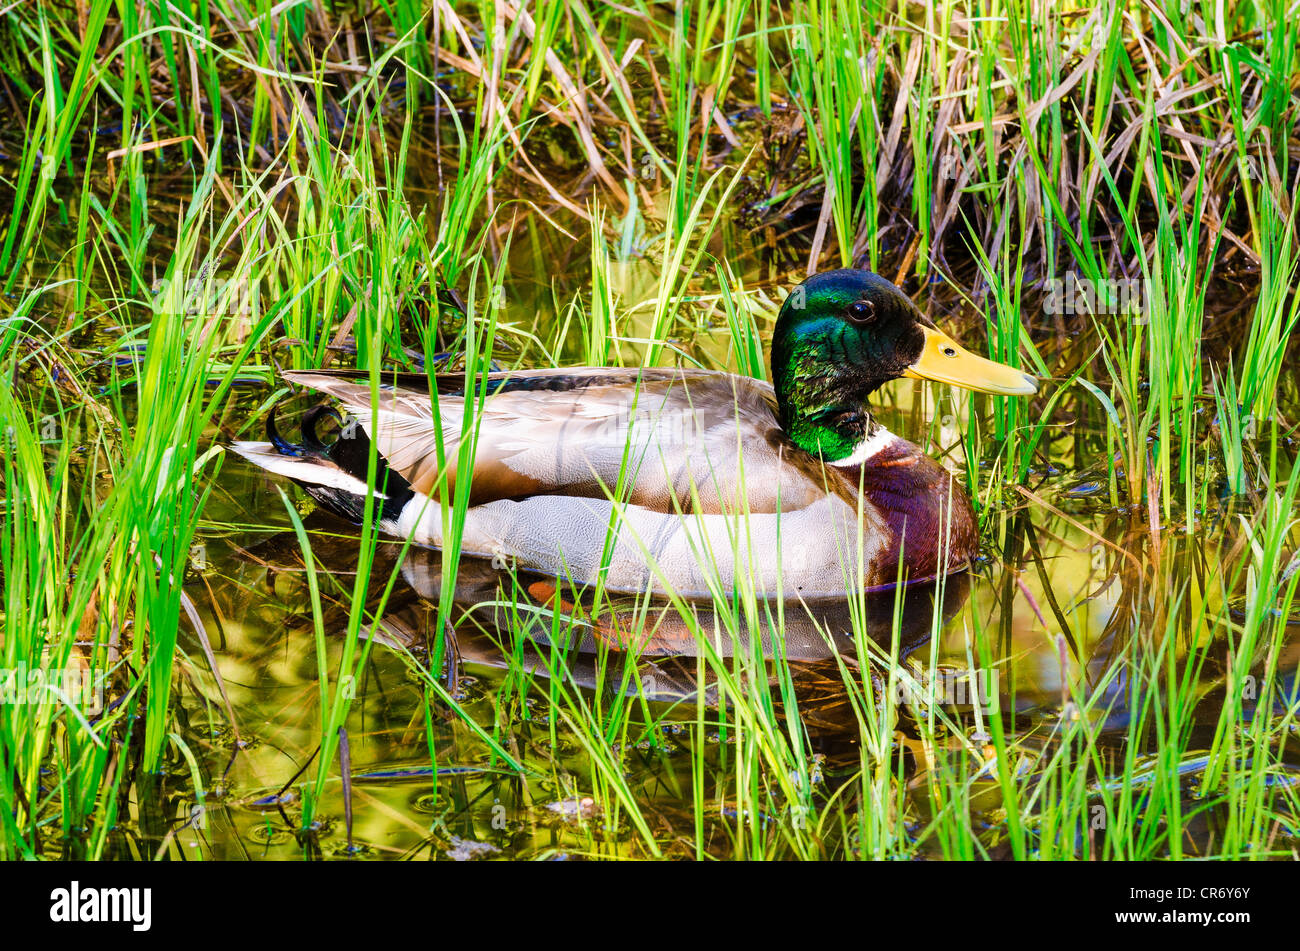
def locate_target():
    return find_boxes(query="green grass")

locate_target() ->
[0,0,1297,861]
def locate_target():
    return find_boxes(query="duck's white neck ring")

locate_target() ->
[828,424,896,467]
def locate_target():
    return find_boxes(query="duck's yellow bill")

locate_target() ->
[903,326,1038,396]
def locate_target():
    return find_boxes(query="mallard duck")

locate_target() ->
[231,269,1036,599]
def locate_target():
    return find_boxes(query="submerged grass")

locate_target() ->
[0,0,1297,860]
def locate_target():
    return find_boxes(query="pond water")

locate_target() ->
[8,111,1299,862]
[161,357,1299,859]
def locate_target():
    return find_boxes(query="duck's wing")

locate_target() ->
[282,366,835,514]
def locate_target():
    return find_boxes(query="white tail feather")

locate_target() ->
[228,442,386,498]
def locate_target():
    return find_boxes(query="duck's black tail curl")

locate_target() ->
[233,399,416,527]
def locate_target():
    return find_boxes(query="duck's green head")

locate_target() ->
[770,269,1037,462]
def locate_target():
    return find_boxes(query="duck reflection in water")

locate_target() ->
[244,524,971,725]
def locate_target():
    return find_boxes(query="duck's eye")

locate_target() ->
[848,299,875,324]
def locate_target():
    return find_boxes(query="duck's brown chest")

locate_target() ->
[841,439,979,583]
